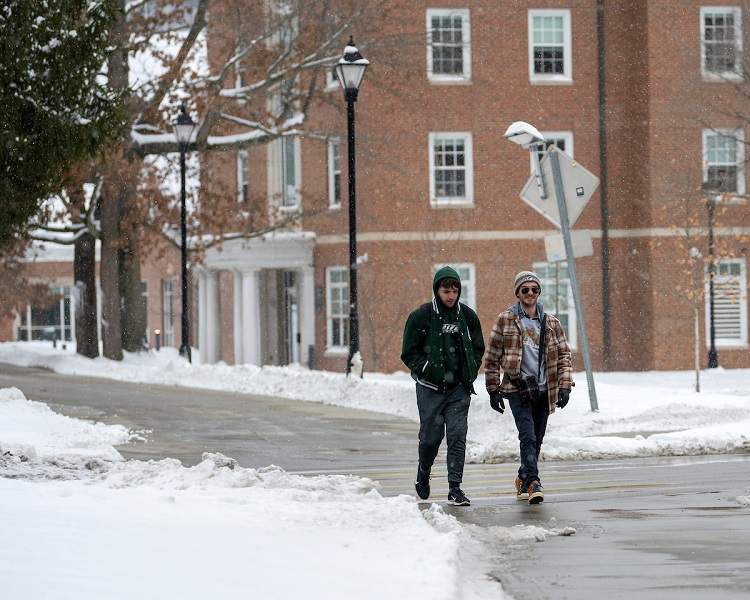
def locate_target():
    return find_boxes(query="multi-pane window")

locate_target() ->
[701,7,743,79]
[237,150,249,203]
[141,281,149,343]
[326,267,349,350]
[162,279,175,347]
[234,42,247,103]
[429,132,473,206]
[281,136,298,207]
[533,132,574,169]
[433,263,476,310]
[326,67,339,90]
[703,129,745,196]
[533,262,577,348]
[18,285,73,342]
[328,138,341,208]
[528,10,572,83]
[427,9,471,83]
[706,259,748,347]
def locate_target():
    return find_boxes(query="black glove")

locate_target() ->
[557,388,570,409]
[489,391,505,414]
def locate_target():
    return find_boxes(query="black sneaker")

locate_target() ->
[414,467,430,500]
[447,486,470,506]
[528,481,544,504]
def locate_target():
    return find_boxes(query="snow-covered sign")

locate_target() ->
[520,146,600,228]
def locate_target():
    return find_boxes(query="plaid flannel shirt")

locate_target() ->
[485,307,573,413]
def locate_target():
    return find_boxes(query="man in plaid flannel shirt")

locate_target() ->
[485,270,573,504]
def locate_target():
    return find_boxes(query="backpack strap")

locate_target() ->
[537,314,547,378]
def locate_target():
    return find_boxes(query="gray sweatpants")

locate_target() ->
[415,383,471,485]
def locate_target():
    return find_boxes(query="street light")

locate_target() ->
[173,104,196,363]
[336,37,369,376]
[705,191,719,368]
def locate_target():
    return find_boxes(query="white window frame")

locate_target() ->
[328,137,341,209]
[426,8,471,84]
[705,258,748,347]
[237,150,249,203]
[533,261,578,349]
[141,280,149,343]
[703,128,746,198]
[234,42,247,104]
[429,132,474,207]
[326,266,349,354]
[163,279,175,348]
[280,135,301,209]
[326,67,339,91]
[701,6,743,81]
[433,263,476,310]
[19,284,75,342]
[528,9,573,84]
[531,131,574,171]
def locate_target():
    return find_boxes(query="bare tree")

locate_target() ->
[29,0,406,359]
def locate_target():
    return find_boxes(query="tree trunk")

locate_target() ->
[74,231,99,358]
[100,191,123,360]
[120,243,147,352]
[100,0,127,360]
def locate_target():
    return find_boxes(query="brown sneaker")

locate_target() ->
[528,481,544,504]
[515,477,529,501]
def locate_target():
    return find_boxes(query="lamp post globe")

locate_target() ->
[336,38,369,376]
[172,104,196,362]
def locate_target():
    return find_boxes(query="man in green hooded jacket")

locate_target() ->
[401,266,485,506]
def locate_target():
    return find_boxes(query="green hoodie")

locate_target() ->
[401,266,485,393]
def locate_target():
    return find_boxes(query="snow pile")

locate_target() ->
[0,386,132,465]
[0,383,503,600]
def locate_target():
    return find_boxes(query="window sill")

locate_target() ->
[428,76,472,86]
[702,72,742,83]
[325,347,349,358]
[710,344,749,351]
[529,77,573,86]
[430,200,474,209]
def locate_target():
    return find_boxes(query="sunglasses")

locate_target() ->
[520,286,540,295]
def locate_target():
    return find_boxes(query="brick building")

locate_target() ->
[196,0,749,374]
[2,240,182,353]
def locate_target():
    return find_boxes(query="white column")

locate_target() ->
[233,270,243,365]
[205,270,221,363]
[198,271,208,363]
[299,267,315,368]
[69,288,76,344]
[241,268,261,365]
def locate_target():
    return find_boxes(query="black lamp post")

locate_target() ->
[335,37,369,375]
[173,104,196,362]
[707,195,719,368]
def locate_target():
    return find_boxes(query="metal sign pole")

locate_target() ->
[550,151,599,412]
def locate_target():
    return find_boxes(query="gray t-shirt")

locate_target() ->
[519,313,547,390]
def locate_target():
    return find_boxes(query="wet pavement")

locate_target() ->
[2,362,749,599]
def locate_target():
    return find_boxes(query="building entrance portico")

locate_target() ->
[198,233,315,367]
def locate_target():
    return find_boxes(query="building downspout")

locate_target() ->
[597,0,611,370]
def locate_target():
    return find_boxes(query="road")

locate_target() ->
[2,362,749,599]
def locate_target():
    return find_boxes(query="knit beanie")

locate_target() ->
[513,271,542,296]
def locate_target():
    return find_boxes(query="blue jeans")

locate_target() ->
[508,391,549,489]
[415,383,471,485]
